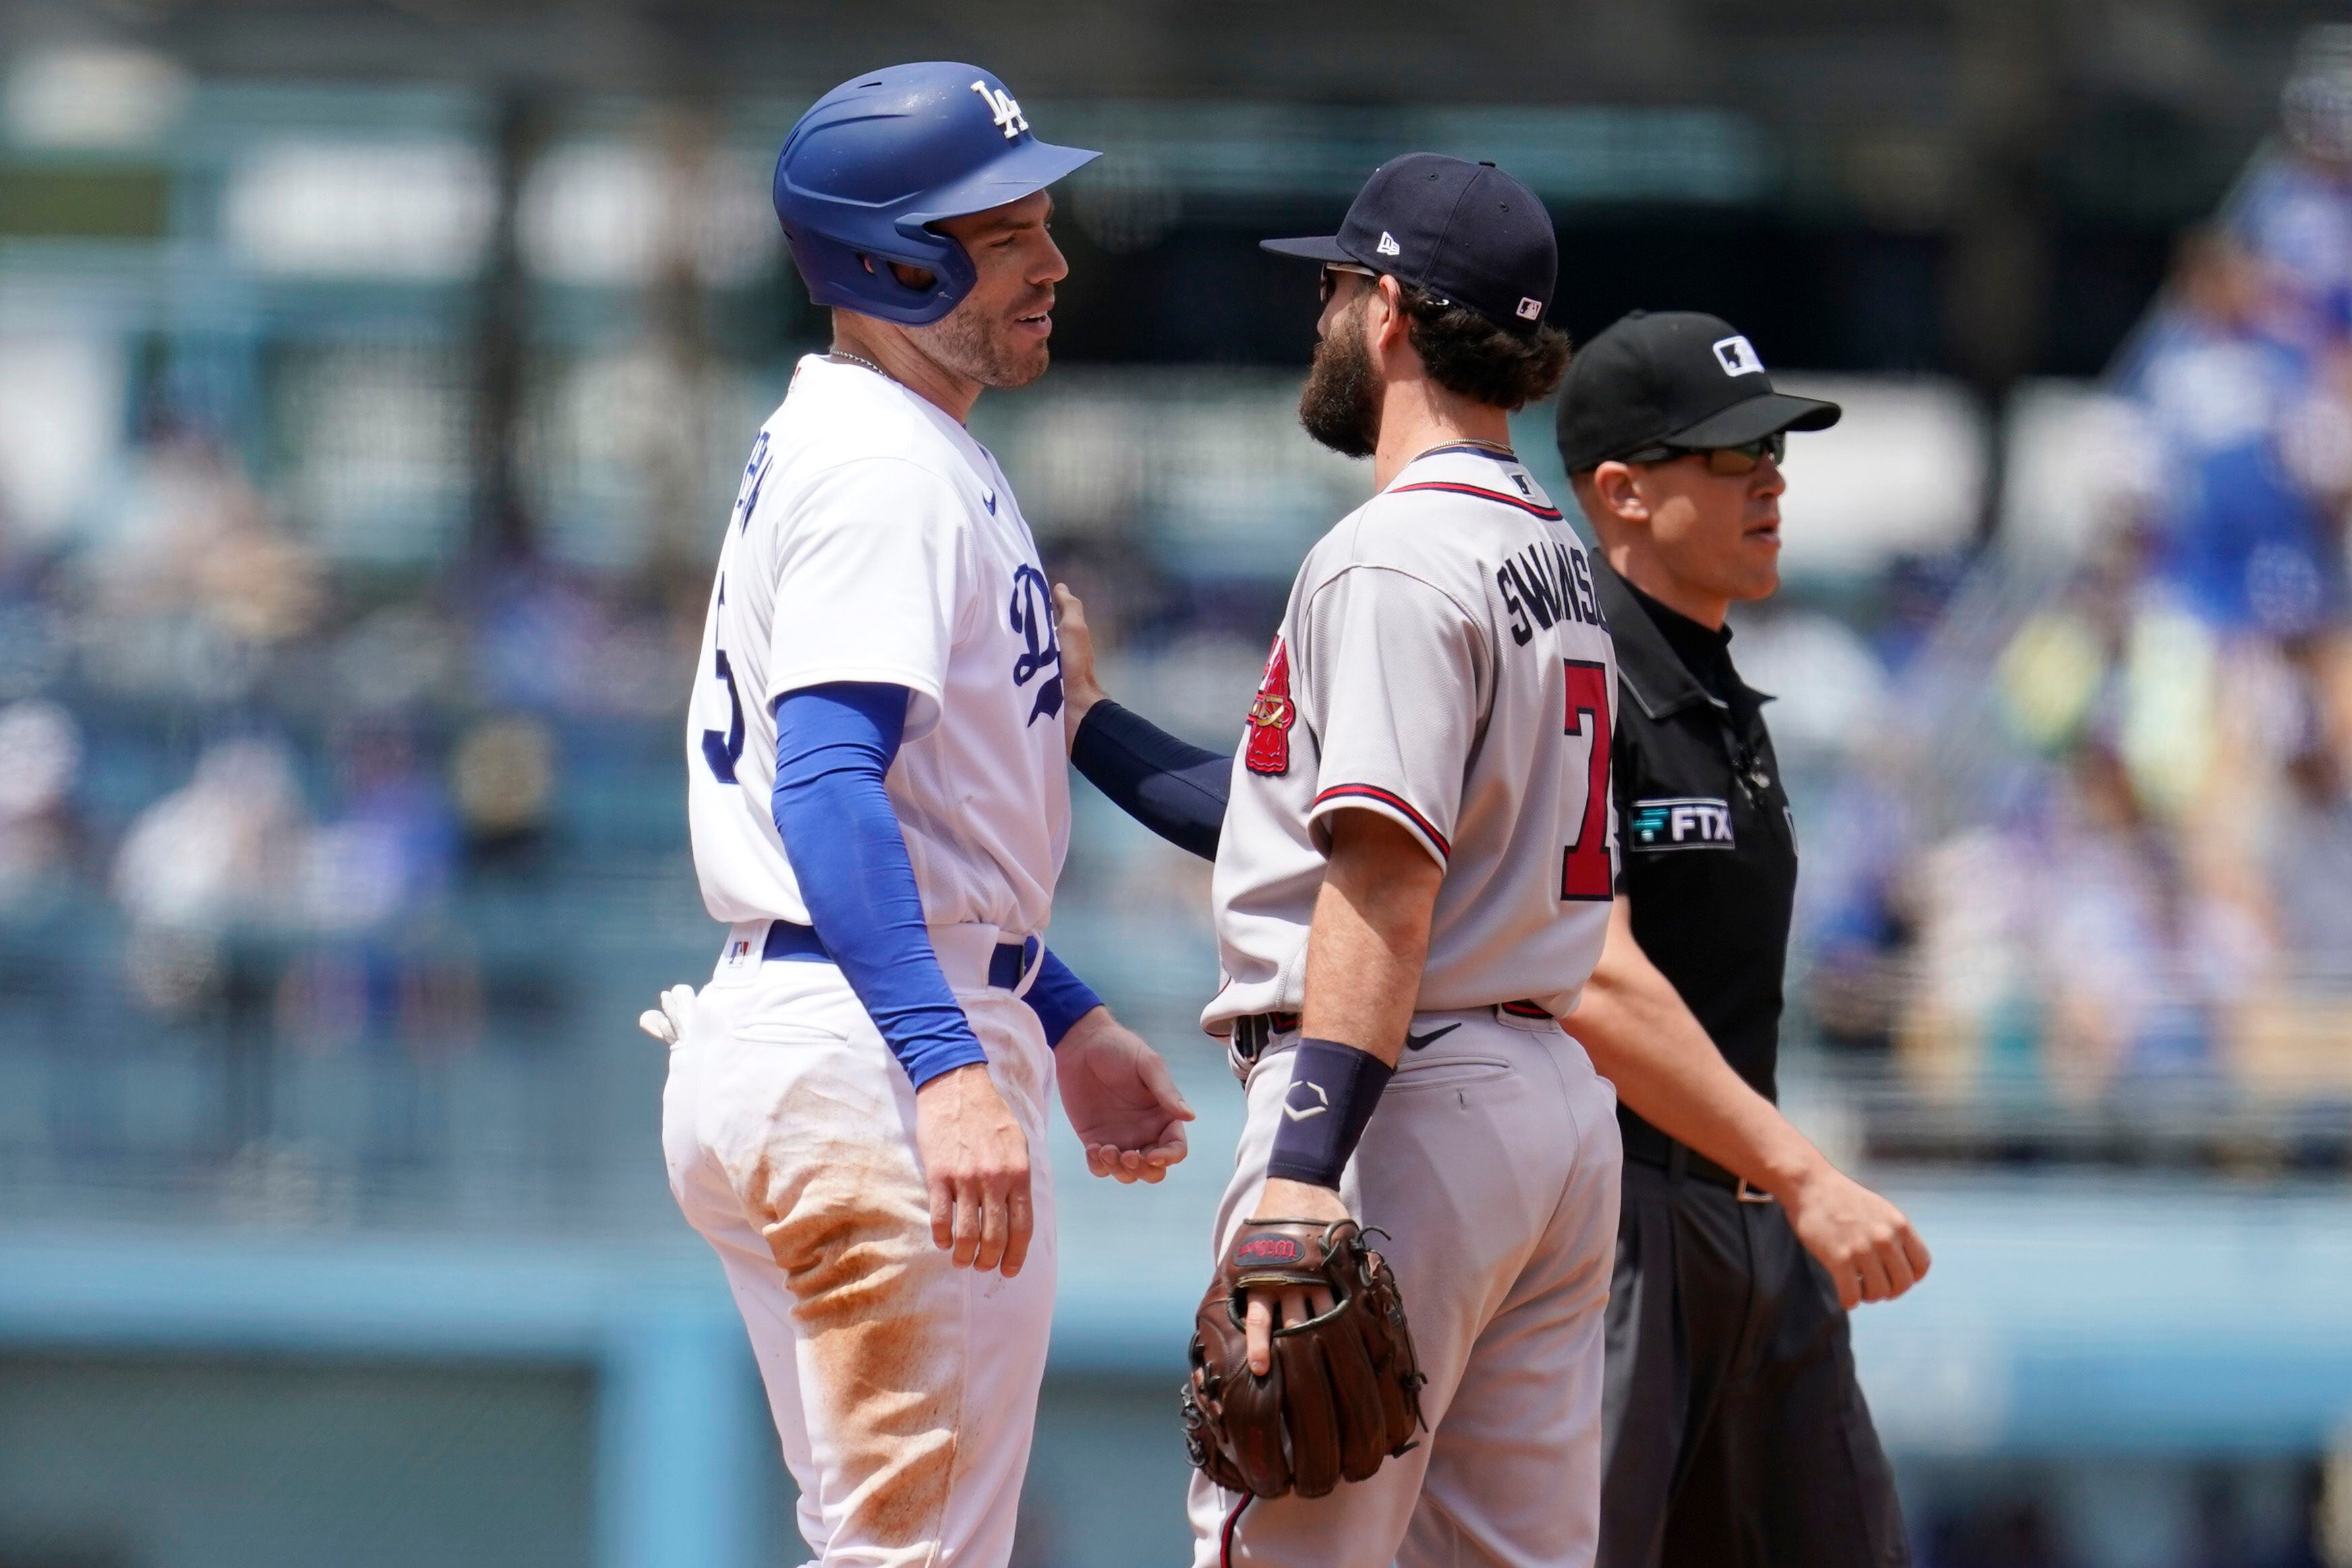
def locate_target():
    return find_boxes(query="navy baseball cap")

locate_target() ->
[1555,310,1840,471]
[1261,153,1557,335]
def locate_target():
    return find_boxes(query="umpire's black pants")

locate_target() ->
[1597,1155,1909,1568]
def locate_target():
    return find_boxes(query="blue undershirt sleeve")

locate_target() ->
[1023,947,1103,1047]
[772,681,987,1088]
[1068,699,1232,862]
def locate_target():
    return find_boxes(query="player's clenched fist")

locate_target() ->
[914,1064,1034,1276]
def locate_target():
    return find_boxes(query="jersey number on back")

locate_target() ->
[701,436,772,784]
[702,647,745,782]
[1561,659,1613,901]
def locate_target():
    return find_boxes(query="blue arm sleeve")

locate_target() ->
[772,682,987,1088]
[1068,699,1231,862]
[1024,947,1103,1047]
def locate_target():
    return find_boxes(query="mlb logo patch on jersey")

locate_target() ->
[725,937,754,968]
[1630,796,1735,850]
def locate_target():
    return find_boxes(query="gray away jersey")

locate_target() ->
[1203,445,1620,1033]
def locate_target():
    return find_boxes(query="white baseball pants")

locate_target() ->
[663,925,1058,1568]
[1189,1007,1623,1568]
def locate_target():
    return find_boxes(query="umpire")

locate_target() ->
[1556,310,1927,1568]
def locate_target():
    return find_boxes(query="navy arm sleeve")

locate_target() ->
[1068,699,1232,862]
[772,682,986,1088]
[1025,948,1103,1046]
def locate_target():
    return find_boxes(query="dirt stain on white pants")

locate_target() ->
[740,1080,959,1555]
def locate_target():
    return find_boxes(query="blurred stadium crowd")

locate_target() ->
[3,25,2352,1231]
[1788,39,2352,1169]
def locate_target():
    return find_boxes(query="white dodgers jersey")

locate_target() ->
[686,355,1070,938]
[1205,445,1619,1030]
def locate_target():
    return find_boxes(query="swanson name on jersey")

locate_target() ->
[1497,539,1609,647]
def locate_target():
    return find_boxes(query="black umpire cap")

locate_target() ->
[1261,152,1557,336]
[1555,310,1840,471]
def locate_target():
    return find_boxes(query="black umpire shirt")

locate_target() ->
[1595,558,1799,1161]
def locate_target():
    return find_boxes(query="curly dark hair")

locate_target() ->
[1396,281,1572,411]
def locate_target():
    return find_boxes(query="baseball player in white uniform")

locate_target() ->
[1191,156,1621,1566]
[652,64,1193,1568]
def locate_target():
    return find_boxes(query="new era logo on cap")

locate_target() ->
[1259,155,1557,336]
[1712,335,1765,377]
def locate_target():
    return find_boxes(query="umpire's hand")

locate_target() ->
[914,1064,1035,1277]
[1782,1164,1931,1308]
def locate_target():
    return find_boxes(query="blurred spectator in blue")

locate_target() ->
[1870,554,1970,677]
[2235,28,2352,350]
[280,722,469,1045]
[2119,229,2345,645]
[2036,743,2260,1095]
[471,553,602,712]
[300,723,457,938]
[292,722,471,1167]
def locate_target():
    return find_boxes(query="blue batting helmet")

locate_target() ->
[772,62,1098,326]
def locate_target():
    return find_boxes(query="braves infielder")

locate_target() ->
[652,63,1191,1568]
[1191,156,1622,1567]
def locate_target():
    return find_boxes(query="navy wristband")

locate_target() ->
[1264,1038,1394,1190]
[1024,946,1104,1047]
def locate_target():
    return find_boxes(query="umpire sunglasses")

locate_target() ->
[1617,430,1786,477]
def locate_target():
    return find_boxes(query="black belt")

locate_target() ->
[1230,1012,1301,1062]
[1624,1124,1773,1202]
[757,920,1037,991]
[1229,1000,1553,1070]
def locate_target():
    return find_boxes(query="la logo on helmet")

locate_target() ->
[971,81,1029,140]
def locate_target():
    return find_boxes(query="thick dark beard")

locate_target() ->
[916,291,1050,389]
[1297,300,1380,459]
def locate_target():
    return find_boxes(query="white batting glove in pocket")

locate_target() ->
[638,983,699,1049]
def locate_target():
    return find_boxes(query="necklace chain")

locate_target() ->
[828,350,892,381]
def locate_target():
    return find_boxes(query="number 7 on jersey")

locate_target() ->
[1560,659,1613,901]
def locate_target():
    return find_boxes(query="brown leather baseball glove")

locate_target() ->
[1179,1217,1425,1499]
